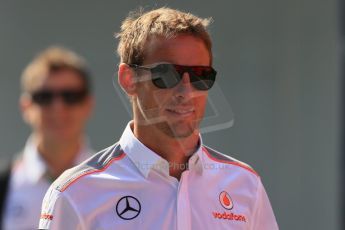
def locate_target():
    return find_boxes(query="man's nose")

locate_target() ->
[49,96,68,111]
[176,72,193,98]
[176,72,193,94]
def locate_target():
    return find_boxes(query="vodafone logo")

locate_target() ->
[213,191,247,223]
[219,191,233,210]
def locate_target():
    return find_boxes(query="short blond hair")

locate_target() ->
[21,46,90,94]
[116,7,212,65]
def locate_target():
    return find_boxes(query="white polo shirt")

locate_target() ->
[2,136,92,230]
[39,123,278,230]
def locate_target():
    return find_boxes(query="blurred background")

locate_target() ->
[0,0,341,229]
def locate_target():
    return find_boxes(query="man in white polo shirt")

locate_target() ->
[39,7,278,230]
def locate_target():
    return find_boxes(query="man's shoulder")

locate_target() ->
[52,143,126,193]
[202,145,259,177]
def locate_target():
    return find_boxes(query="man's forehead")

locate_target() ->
[142,35,211,65]
[28,69,84,92]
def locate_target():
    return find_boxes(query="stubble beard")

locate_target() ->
[155,119,200,139]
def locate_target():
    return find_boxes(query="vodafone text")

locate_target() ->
[212,211,247,222]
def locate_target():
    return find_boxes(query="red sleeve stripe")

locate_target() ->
[202,147,259,177]
[60,153,126,192]
[40,213,53,220]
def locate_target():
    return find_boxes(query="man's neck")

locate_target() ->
[34,134,82,178]
[133,123,200,180]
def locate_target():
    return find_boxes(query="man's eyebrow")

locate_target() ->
[138,62,172,68]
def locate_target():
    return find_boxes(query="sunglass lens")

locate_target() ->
[191,77,215,90]
[61,90,87,105]
[151,64,181,89]
[190,67,216,90]
[32,91,54,106]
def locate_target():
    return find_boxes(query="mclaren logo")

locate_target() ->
[219,191,233,210]
[116,196,141,220]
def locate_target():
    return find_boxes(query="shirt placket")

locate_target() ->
[176,171,191,230]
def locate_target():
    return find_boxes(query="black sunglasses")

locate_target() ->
[128,63,216,90]
[31,89,88,106]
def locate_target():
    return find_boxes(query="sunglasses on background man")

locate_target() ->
[31,89,89,106]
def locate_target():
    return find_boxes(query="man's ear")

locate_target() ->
[118,63,137,96]
[19,94,33,124]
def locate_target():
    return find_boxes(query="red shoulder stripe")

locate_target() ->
[60,153,126,192]
[202,147,259,177]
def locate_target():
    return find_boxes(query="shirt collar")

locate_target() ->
[21,135,92,183]
[119,121,204,178]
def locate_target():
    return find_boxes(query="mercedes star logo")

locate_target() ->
[116,196,141,220]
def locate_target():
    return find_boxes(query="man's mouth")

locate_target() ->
[166,107,195,116]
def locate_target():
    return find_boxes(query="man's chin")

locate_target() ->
[46,130,79,142]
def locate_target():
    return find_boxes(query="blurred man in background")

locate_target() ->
[0,47,94,230]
